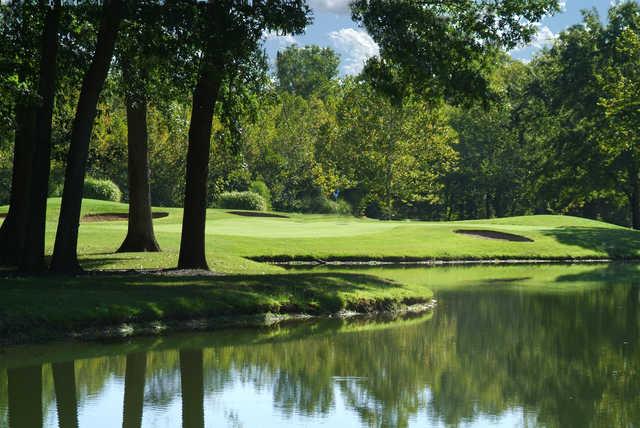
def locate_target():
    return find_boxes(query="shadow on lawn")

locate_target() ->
[541,227,640,258]
[0,272,410,335]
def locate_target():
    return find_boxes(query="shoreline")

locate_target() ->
[0,300,435,347]
[251,257,636,266]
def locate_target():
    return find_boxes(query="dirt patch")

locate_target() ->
[82,212,169,222]
[455,229,534,242]
[0,213,6,218]
[227,211,289,219]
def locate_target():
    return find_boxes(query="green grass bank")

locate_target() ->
[1,198,639,342]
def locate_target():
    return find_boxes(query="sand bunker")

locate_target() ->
[227,211,289,219]
[82,212,169,222]
[454,229,534,242]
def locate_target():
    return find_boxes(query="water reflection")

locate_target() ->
[0,264,639,427]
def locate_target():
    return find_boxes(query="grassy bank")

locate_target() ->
[0,271,432,344]
[1,198,638,342]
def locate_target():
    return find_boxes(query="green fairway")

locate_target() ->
[3,198,636,272]
[2,198,638,341]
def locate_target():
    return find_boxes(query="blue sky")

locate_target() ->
[263,0,620,75]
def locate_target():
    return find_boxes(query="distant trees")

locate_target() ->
[276,45,340,97]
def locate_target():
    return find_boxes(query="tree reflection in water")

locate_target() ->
[0,265,639,427]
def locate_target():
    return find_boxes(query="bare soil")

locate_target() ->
[454,229,534,242]
[82,212,169,222]
[227,211,289,219]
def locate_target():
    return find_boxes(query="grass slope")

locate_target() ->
[3,198,635,271]
[1,198,637,341]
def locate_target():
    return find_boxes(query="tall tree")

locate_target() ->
[116,1,164,253]
[51,0,124,273]
[597,4,640,228]
[276,45,339,98]
[177,0,309,270]
[20,0,62,272]
[0,3,40,266]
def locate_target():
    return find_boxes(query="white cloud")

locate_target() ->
[308,0,352,14]
[510,24,558,54]
[263,31,297,49]
[329,28,379,75]
[530,24,558,49]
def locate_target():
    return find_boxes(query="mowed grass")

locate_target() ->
[1,198,639,272]
[0,198,638,340]
[7,198,636,271]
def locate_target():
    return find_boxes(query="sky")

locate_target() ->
[263,0,620,76]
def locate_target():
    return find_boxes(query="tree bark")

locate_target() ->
[177,52,222,270]
[117,91,161,253]
[53,361,79,428]
[179,349,205,428]
[50,0,123,273]
[0,104,35,266]
[123,353,147,428]
[20,0,62,272]
[630,166,640,230]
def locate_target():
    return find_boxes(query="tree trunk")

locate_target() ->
[117,92,160,253]
[20,0,62,272]
[630,167,640,230]
[179,349,205,428]
[123,353,147,428]
[8,365,43,428]
[0,104,35,266]
[53,361,79,428]
[177,59,222,270]
[50,0,123,273]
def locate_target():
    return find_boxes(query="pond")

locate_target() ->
[1,263,639,427]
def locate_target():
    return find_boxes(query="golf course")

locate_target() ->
[1,198,639,343]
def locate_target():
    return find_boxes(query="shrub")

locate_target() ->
[83,177,122,202]
[299,194,352,215]
[249,180,271,208]
[217,191,267,211]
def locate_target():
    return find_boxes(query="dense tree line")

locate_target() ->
[0,0,571,272]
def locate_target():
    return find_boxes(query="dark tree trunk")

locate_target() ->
[20,1,62,272]
[179,349,205,428]
[0,105,35,266]
[123,353,147,428]
[630,168,640,230]
[51,0,123,273]
[117,91,160,253]
[53,361,79,428]
[8,365,43,428]
[177,61,222,270]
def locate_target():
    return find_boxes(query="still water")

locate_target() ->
[1,264,639,427]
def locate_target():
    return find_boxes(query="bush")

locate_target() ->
[83,177,122,202]
[249,180,271,208]
[217,191,267,211]
[299,194,352,215]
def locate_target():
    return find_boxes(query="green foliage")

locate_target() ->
[276,45,340,97]
[351,0,561,102]
[249,180,272,208]
[83,177,122,202]
[216,191,267,212]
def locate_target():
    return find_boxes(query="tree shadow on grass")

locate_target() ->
[0,272,419,336]
[541,227,640,259]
